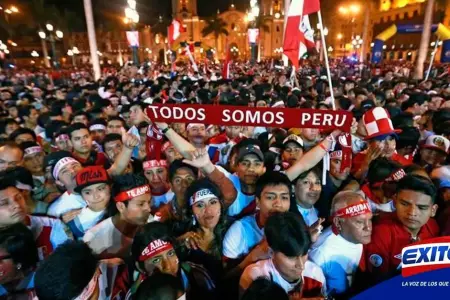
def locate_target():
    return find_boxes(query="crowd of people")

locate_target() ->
[0,59,449,300]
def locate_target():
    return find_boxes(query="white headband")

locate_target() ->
[53,157,79,180]
[189,188,216,206]
[89,124,106,131]
[24,146,43,157]
[187,123,205,131]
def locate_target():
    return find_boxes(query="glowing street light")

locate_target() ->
[10,6,18,13]
[46,24,53,31]
[274,12,281,19]
[67,49,74,56]
[31,50,39,57]
[38,31,46,39]
[56,30,63,39]
[337,33,343,40]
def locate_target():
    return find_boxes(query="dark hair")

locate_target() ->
[401,93,429,110]
[396,126,420,150]
[108,173,148,216]
[130,101,149,111]
[18,105,36,119]
[294,167,322,185]
[397,175,437,203]
[131,222,175,269]
[135,273,184,300]
[184,178,228,258]
[255,171,299,215]
[9,127,36,142]
[68,122,89,139]
[102,133,122,148]
[107,116,127,128]
[89,118,107,128]
[265,212,311,257]
[35,241,98,300]
[168,159,198,182]
[46,120,69,141]
[367,158,402,185]
[241,278,289,300]
[255,171,292,200]
[0,223,39,272]
[0,166,34,190]
[71,111,90,122]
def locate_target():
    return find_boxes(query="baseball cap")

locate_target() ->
[421,135,450,154]
[237,144,264,162]
[283,134,304,149]
[361,99,375,112]
[75,166,110,193]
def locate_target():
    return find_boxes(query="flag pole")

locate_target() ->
[317,10,335,110]
[425,38,439,81]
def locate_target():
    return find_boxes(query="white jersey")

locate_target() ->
[83,217,133,259]
[27,215,71,260]
[297,204,319,227]
[47,192,86,217]
[309,227,363,295]
[222,214,264,259]
[240,259,327,296]
[152,189,175,209]
[68,208,106,239]
[217,166,255,217]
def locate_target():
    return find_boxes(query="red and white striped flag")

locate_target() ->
[283,0,320,68]
[222,43,231,79]
[168,19,185,47]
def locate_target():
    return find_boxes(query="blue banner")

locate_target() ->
[442,40,450,63]
[353,267,450,299]
[371,39,384,64]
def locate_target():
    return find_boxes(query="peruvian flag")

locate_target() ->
[222,43,231,79]
[168,19,185,47]
[283,0,320,68]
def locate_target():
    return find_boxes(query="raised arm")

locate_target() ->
[154,122,196,160]
[182,148,238,208]
[285,130,340,181]
[107,132,140,176]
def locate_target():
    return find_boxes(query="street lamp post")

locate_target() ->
[67,46,80,66]
[39,24,63,69]
[248,0,260,63]
[338,3,361,53]
[124,0,140,65]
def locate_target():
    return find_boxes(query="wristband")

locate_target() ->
[162,127,171,134]
[319,143,329,152]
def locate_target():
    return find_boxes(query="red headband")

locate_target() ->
[114,185,151,202]
[143,160,167,170]
[333,201,371,218]
[138,239,173,262]
[372,168,406,187]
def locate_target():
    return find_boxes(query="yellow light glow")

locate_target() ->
[338,7,348,14]
[349,4,360,14]
[337,33,343,40]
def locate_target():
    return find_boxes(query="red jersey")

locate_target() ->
[351,152,411,175]
[73,151,108,167]
[365,213,439,276]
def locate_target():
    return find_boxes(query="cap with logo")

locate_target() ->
[75,166,110,193]
[282,134,304,149]
[237,144,264,162]
[421,135,450,154]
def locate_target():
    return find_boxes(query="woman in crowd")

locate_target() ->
[179,178,229,281]
[0,223,39,298]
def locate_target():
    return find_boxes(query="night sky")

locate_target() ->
[14,0,337,27]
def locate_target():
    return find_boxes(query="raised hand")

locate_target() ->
[183,148,214,173]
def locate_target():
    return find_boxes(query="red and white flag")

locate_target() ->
[222,43,231,79]
[283,0,320,68]
[168,19,185,47]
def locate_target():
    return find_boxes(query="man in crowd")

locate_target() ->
[365,175,439,283]
[309,191,372,297]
